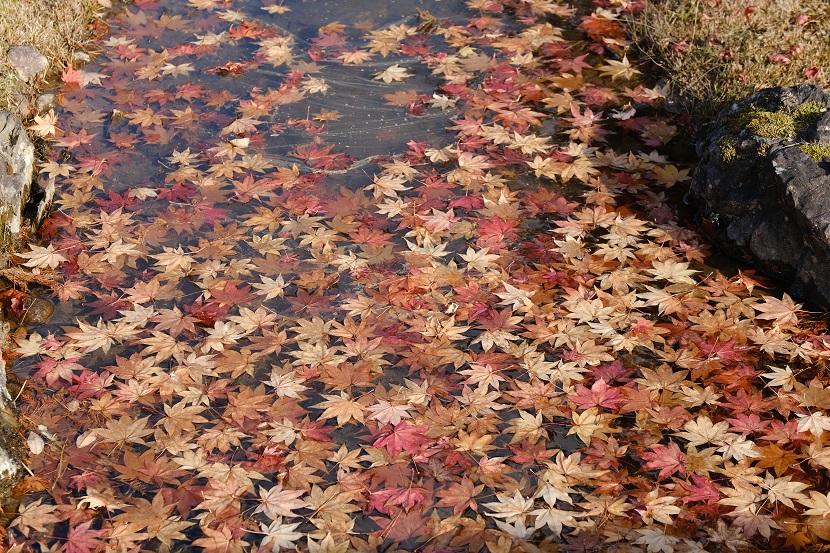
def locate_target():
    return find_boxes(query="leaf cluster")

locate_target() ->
[8,0,830,551]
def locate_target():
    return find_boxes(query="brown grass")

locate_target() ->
[0,0,103,116]
[628,0,830,119]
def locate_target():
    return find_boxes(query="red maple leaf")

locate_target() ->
[696,337,748,362]
[680,474,721,504]
[94,190,139,212]
[349,226,393,247]
[300,418,334,442]
[69,369,114,400]
[441,83,466,95]
[61,520,106,553]
[366,486,428,514]
[523,189,577,217]
[184,297,230,327]
[228,22,269,40]
[556,53,591,74]
[287,288,336,316]
[62,66,84,86]
[55,128,96,148]
[448,194,484,211]
[33,357,85,386]
[208,62,247,76]
[158,182,197,203]
[312,32,347,48]
[640,441,686,480]
[508,440,557,465]
[83,291,123,319]
[292,143,354,171]
[578,13,626,42]
[569,379,623,411]
[209,280,256,307]
[592,359,636,384]
[373,421,432,457]
[190,200,228,224]
[175,82,205,101]
[233,174,278,203]
[477,216,517,242]
[76,155,109,175]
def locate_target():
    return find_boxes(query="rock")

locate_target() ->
[6,46,48,82]
[9,92,29,119]
[72,50,91,64]
[0,325,23,508]
[20,297,54,326]
[35,93,56,114]
[0,111,53,248]
[690,84,830,307]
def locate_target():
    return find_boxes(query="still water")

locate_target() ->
[11,0,703,550]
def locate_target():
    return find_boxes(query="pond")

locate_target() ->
[10,0,819,551]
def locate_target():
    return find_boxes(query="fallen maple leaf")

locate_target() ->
[10,498,60,537]
[435,477,484,515]
[680,474,721,504]
[800,490,830,516]
[29,109,59,137]
[483,490,534,524]
[192,524,249,553]
[753,294,802,326]
[640,441,686,480]
[373,63,413,83]
[596,55,641,81]
[17,244,68,269]
[365,399,412,426]
[61,520,106,553]
[256,485,308,519]
[258,519,303,551]
[367,486,428,514]
[372,421,432,457]
[93,415,153,447]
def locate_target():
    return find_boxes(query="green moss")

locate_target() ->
[793,101,826,131]
[800,142,830,161]
[746,110,796,139]
[727,105,793,137]
[718,135,739,162]
[727,102,826,142]
[728,105,763,133]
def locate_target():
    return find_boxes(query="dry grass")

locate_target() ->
[629,0,830,119]
[0,0,103,116]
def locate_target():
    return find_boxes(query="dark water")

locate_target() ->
[14,0,770,550]
[38,0,473,331]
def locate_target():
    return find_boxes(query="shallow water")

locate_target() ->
[38,0,471,328]
[11,0,763,550]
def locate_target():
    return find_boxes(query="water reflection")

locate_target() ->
[22,0,595,549]
[55,0,467,191]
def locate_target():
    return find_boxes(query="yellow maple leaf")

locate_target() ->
[596,55,641,81]
[29,109,58,137]
[373,63,413,83]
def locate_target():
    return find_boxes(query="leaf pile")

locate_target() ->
[10,0,830,551]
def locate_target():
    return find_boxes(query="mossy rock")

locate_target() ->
[800,142,830,161]
[744,108,797,138]
[723,100,827,155]
[690,84,830,307]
